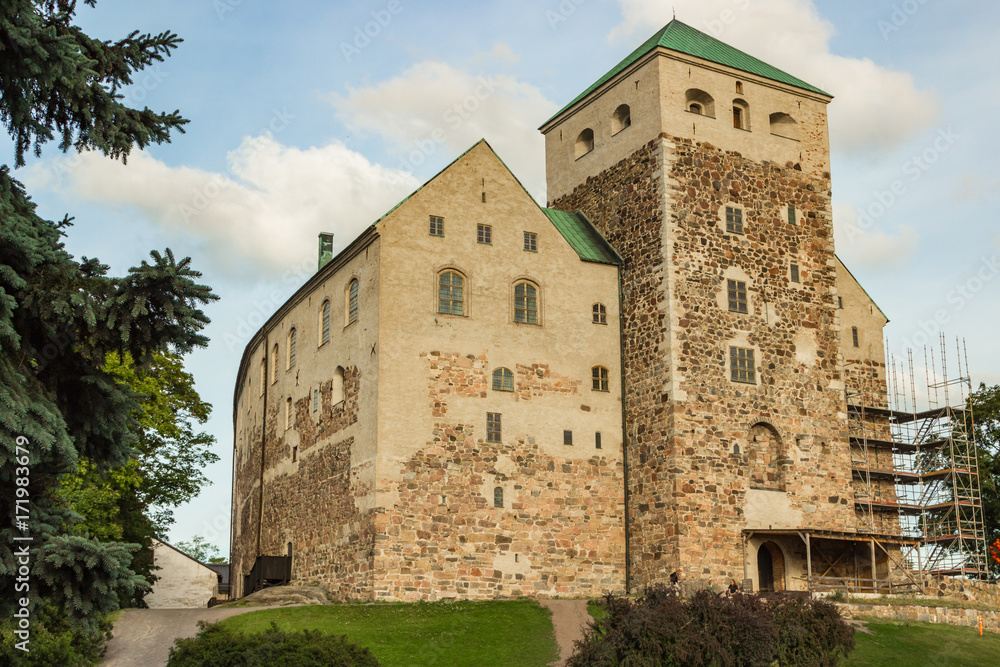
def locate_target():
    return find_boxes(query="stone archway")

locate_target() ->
[757,541,786,592]
[748,422,785,489]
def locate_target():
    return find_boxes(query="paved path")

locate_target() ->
[102,607,271,667]
[539,599,591,667]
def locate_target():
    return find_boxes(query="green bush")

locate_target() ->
[568,586,855,667]
[166,621,381,667]
[0,602,112,666]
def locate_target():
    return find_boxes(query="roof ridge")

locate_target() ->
[541,19,829,128]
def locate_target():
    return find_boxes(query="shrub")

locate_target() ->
[166,621,380,667]
[0,602,113,666]
[568,586,855,667]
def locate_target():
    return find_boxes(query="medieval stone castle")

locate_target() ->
[230,20,900,600]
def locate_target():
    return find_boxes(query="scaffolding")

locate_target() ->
[846,334,988,582]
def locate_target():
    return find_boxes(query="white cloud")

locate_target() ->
[330,61,558,202]
[23,138,419,277]
[610,0,938,155]
[832,202,919,269]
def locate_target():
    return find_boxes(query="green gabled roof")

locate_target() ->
[542,19,830,127]
[542,208,621,266]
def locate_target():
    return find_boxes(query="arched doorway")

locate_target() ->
[757,541,785,592]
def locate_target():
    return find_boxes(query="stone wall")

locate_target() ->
[374,421,626,601]
[839,601,1000,633]
[553,133,857,589]
[550,136,671,589]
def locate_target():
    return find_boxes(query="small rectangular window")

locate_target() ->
[790,264,800,283]
[292,446,297,462]
[477,224,492,244]
[429,215,444,237]
[595,432,602,449]
[725,206,743,234]
[563,430,573,446]
[787,204,796,225]
[838,296,843,309]
[730,347,756,384]
[523,232,537,252]
[852,327,859,348]
[487,412,502,443]
[727,280,747,313]
[313,389,319,412]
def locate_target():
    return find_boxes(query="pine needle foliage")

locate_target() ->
[0,0,215,641]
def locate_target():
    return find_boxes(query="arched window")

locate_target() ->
[271,344,279,383]
[320,300,331,345]
[438,270,464,315]
[493,487,504,508]
[492,367,514,392]
[592,303,607,324]
[733,99,750,130]
[259,358,266,396]
[575,128,594,159]
[347,279,359,325]
[592,365,609,392]
[513,281,539,324]
[611,104,631,134]
[287,328,296,369]
[769,112,800,141]
[334,366,345,404]
[285,397,292,430]
[685,89,715,117]
[736,81,744,94]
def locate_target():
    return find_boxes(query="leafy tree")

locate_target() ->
[174,535,226,565]
[0,0,213,637]
[967,383,1000,574]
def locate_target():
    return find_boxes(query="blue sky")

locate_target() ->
[7,0,999,552]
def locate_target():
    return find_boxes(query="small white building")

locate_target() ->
[145,539,219,609]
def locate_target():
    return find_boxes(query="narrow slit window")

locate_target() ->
[348,280,359,325]
[287,329,297,369]
[272,344,279,383]
[727,280,747,313]
[260,359,266,396]
[725,206,743,234]
[790,264,800,283]
[730,347,756,384]
[487,412,502,443]
[285,397,293,429]
[321,300,331,345]
[787,204,796,225]
[852,327,859,348]
[494,486,504,508]
[595,432,602,449]
[313,389,319,412]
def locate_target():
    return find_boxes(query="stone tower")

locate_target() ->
[542,20,857,591]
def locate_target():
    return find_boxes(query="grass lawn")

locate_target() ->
[845,620,1000,666]
[218,599,559,667]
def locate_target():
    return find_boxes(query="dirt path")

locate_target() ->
[539,599,591,667]
[101,607,270,667]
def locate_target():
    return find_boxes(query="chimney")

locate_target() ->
[318,232,334,270]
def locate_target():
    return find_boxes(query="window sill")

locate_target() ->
[770,132,800,142]
[436,311,468,318]
[477,242,492,246]
[686,110,716,119]
[611,124,631,137]
[574,151,593,161]
[513,320,541,326]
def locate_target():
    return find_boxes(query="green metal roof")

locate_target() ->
[542,208,621,265]
[542,19,830,127]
